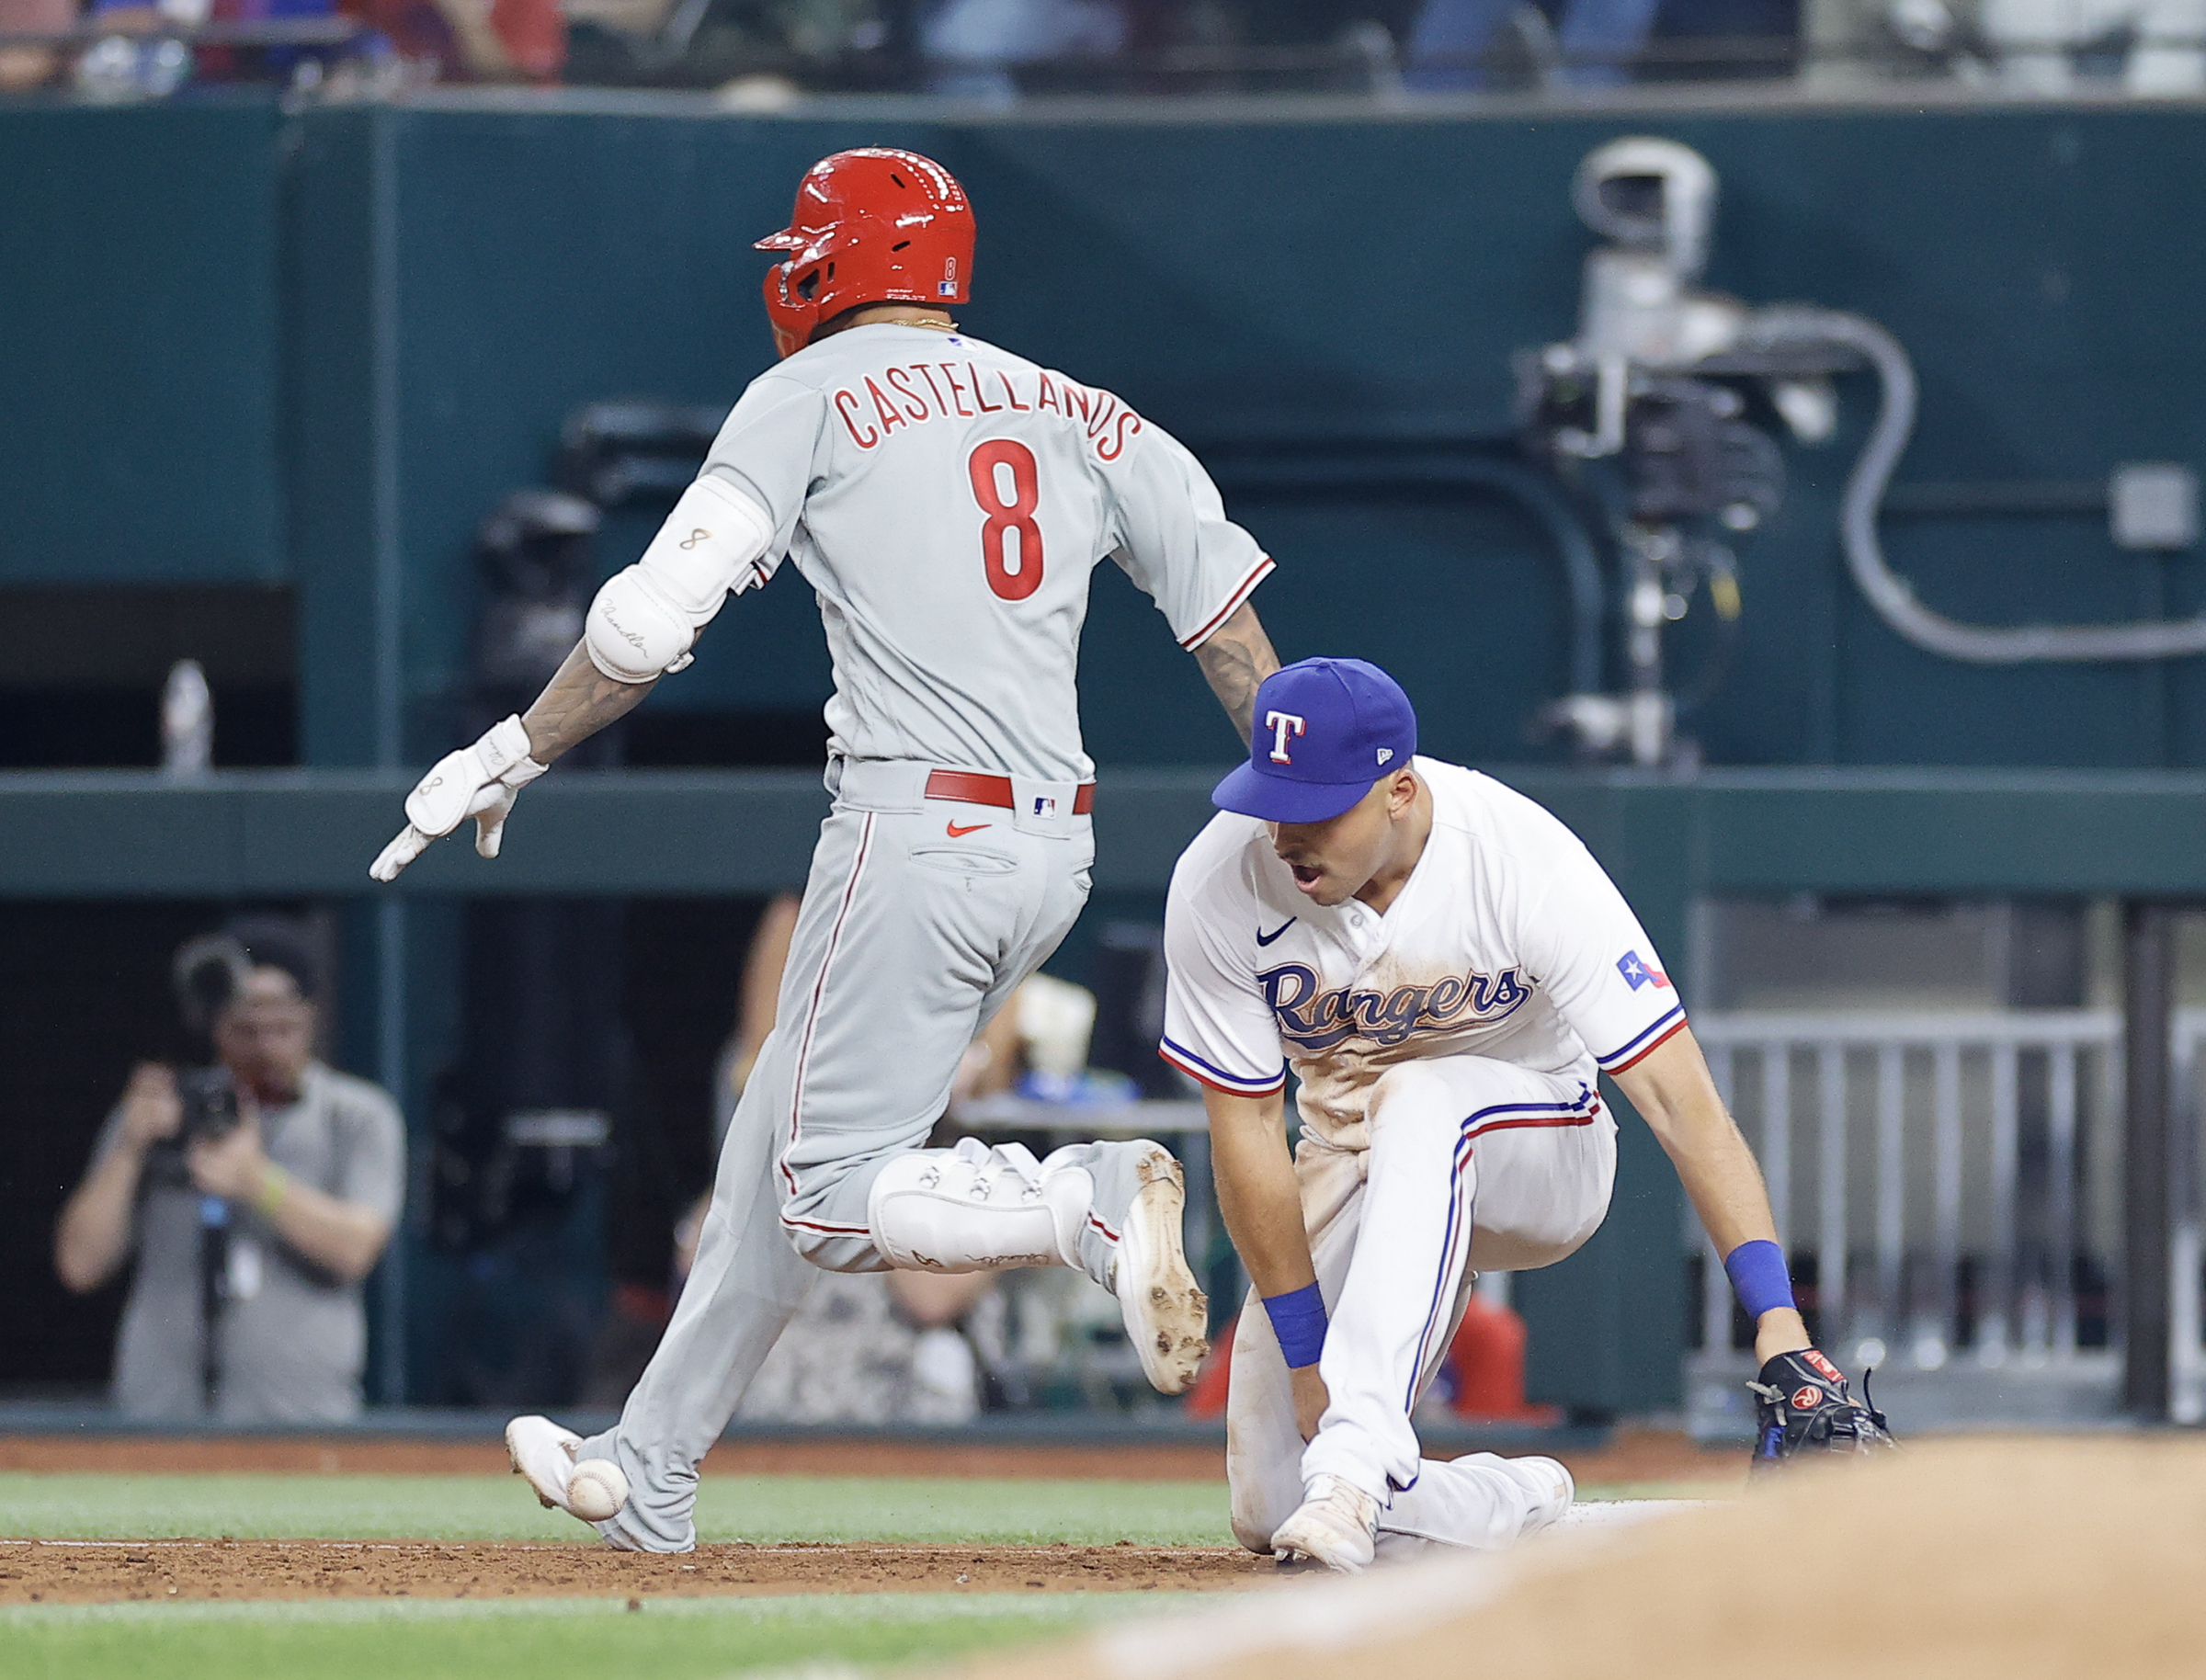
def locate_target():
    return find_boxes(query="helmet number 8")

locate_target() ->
[968,438,1044,602]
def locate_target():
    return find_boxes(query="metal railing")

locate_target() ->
[1689,1010,2206,1430]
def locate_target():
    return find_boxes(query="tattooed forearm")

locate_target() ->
[1193,602,1281,746]
[520,643,659,763]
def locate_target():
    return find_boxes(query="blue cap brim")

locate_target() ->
[1211,761,1375,823]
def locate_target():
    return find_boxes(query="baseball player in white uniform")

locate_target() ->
[369,148,1284,1550]
[1162,657,1889,1573]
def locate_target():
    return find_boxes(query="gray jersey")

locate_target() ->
[699,323,1272,783]
[93,1063,405,1424]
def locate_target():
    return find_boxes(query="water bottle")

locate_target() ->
[162,658,212,776]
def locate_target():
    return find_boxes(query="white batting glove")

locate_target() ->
[369,715,549,882]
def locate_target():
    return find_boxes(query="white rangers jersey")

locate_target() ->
[1159,757,1686,1151]
[698,322,1273,784]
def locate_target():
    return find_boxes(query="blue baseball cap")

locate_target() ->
[1211,657,1418,823]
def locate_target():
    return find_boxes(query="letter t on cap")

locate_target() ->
[1267,710,1305,764]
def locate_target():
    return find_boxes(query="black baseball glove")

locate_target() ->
[1747,1347,1896,1471]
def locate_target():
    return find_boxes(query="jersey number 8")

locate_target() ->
[968,439,1045,602]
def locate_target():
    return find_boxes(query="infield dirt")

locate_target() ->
[0,1428,1740,1607]
[961,1436,2206,1680]
[0,1538,1268,1603]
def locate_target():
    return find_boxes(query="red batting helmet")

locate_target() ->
[755,149,974,360]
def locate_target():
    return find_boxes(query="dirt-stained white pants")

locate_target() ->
[1227,1055,1617,1555]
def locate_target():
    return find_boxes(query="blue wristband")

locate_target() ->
[1723,1239,1796,1320]
[1262,1282,1328,1369]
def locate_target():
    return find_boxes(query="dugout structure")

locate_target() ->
[3,766,2197,1420]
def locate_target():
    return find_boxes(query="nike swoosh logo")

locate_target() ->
[946,821,992,837]
[1257,918,1297,947]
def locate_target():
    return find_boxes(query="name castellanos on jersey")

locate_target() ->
[826,358,1144,460]
[1257,960,1532,1053]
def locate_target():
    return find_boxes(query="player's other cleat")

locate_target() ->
[505,1415,629,1524]
[1111,1142,1210,1396]
[1272,1473,1381,1573]
[1501,1454,1575,1538]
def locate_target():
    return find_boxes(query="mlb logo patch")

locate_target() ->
[1032,796,1057,819]
[1616,950,1670,991]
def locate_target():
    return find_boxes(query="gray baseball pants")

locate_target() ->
[581,757,1100,1551]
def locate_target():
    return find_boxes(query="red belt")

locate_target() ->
[924,769,1094,815]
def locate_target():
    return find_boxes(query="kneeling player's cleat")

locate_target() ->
[1271,1473,1381,1573]
[1111,1142,1210,1395]
[506,1414,630,1524]
[1502,1454,1575,1539]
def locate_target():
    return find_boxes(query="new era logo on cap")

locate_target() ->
[1211,658,1418,824]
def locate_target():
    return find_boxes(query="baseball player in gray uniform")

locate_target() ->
[370,148,1283,1551]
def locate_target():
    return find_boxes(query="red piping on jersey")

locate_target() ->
[1179,556,1276,651]
[1605,1015,1689,1075]
[1087,1212,1120,1244]
[778,812,877,1203]
[1156,1040,1288,1096]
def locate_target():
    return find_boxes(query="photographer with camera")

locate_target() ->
[52,924,405,1423]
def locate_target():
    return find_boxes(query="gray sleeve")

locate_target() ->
[699,371,830,578]
[1104,420,1274,650]
[328,1084,406,1228]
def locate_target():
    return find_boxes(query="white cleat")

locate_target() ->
[505,1414,630,1525]
[1272,1473,1381,1573]
[1504,1454,1575,1539]
[1111,1143,1210,1395]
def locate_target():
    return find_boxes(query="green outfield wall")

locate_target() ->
[7,93,2206,773]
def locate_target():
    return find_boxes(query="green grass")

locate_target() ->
[3,1591,1138,1680]
[0,1470,1710,1548]
[0,1472,1234,1546]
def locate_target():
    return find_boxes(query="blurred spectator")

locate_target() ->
[336,0,564,80]
[1982,0,2205,93]
[1808,0,2203,89]
[1,0,74,91]
[736,1268,998,1424]
[921,0,1125,96]
[52,924,405,1423]
[1405,0,1661,87]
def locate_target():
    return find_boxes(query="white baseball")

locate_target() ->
[566,1459,631,1522]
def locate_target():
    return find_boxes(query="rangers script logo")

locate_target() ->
[1259,962,1531,1052]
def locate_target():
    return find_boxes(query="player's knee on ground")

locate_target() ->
[1232,1504,1286,1554]
[1223,1304,1309,1554]
[1228,1445,1307,1554]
